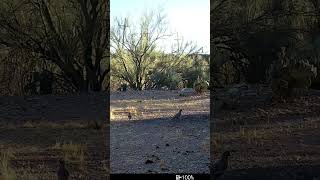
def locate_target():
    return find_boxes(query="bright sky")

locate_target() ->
[110,0,210,54]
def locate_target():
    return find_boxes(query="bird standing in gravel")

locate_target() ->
[128,112,132,120]
[171,109,182,120]
[57,160,69,180]
[210,151,231,179]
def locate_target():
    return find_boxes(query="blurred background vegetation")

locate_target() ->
[211,0,320,93]
[0,0,109,96]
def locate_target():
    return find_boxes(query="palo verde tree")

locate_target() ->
[111,10,170,90]
[111,9,202,90]
[0,0,109,93]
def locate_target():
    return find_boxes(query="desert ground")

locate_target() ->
[212,86,320,180]
[110,90,210,174]
[0,93,109,180]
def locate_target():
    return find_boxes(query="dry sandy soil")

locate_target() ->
[0,93,109,180]
[212,87,320,180]
[110,90,210,174]
[3,87,318,178]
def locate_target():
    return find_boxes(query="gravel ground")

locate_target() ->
[212,88,320,179]
[110,90,210,174]
[0,93,109,179]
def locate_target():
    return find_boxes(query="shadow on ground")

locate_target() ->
[0,93,109,179]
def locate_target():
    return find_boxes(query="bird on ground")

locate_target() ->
[57,159,69,180]
[128,112,132,120]
[210,151,231,179]
[171,109,182,120]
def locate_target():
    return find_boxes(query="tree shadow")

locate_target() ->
[110,113,209,126]
[212,96,320,134]
[0,93,109,123]
[111,90,209,101]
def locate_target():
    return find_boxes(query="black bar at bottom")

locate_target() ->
[111,174,210,180]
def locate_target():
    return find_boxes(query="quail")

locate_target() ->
[171,109,182,120]
[57,159,69,180]
[210,151,231,179]
[128,112,132,120]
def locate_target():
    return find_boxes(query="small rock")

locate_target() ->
[161,168,169,171]
[161,86,169,91]
[179,88,196,96]
[145,159,154,164]
[151,155,160,160]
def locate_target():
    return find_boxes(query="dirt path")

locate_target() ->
[212,88,320,179]
[0,93,109,179]
[110,90,210,174]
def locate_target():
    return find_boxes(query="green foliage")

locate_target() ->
[193,77,208,94]
[149,69,182,90]
[182,58,209,88]
[271,59,317,98]
[281,41,320,88]
[211,0,320,87]
[111,50,209,90]
[111,8,206,90]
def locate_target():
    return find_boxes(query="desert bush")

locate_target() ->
[270,58,317,99]
[193,78,208,94]
[0,150,16,180]
[119,84,127,91]
[149,69,182,90]
[297,53,320,89]
[181,57,209,88]
[182,68,208,88]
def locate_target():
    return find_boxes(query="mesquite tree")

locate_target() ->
[0,0,109,93]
